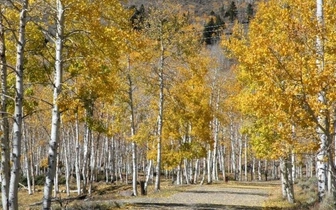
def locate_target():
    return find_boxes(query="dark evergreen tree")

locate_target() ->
[203,17,216,45]
[203,14,225,45]
[130,4,146,30]
[225,1,238,22]
[247,3,254,22]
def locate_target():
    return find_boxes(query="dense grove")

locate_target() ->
[1,0,336,209]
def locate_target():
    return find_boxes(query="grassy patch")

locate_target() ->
[263,177,319,210]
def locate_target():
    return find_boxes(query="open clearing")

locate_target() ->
[22,181,279,209]
[118,183,274,209]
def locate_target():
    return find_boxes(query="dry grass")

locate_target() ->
[17,177,319,210]
[262,178,319,210]
[17,178,188,209]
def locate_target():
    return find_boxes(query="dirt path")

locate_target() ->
[117,182,276,209]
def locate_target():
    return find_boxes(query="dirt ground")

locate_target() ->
[115,182,277,209]
[22,181,279,209]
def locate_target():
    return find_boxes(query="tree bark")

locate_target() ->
[43,0,64,208]
[64,132,70,197]
[220,145,226,182]
[155,22,165,191]
[144,160,152,194]
[244,137,248,181]
[9,1,28,209]
[207,149,212,184]
[0,3,10,208]
[280,158,295,203]
[212,118,219,181]
[74,116,81,195]
[315,0,331,202]
[127,66,138,196]
[23,124,32,195]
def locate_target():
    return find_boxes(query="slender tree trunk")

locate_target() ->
[144,160,152,194]
[176,163,181,185]
[88,132,96,194]
[315,0,330,202]
[29,134,35,193]
[244,137,248,181]
[53,154,60,197]
[189,159,194,184]
[230,121,237,180]
[258,160,262,181]
[221,145,226,182]
[200,158,206,185]
[194,159,199,184]
[291,152,295,183]
[212,118,219,181]
[155,23,165,191]
[82,104,94,194]
[207,149,212,184]
[0,4,10,208]
[280,158,295,203]
[43,1,64,208]
[23,125,32,195]
[9,1,28,209]
[127,69,138,196]
[238,136,242,181]
[64,132,70,197]
[75,117,81,195]
[105,136,110,183]
[252,157,255,181]
[74,114,81,195]
[184,159,190,184]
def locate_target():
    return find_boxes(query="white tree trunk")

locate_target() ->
[221,145,226,182]
[155,28,165,191]
[244,137,248,181]
[184,159,190,184]
[280,158,295,203]
[291,152,295,183]
[176,164,181,185]
[238,136,243,181]
[43,0,64,208]
[9,1,28,209]
[144,160,152,194]
[315,0,328,201]
[89,132,96,194]
[82,117,91,194]
[53,154,60,197]
[212,118,219,181]
[64,133,70,197]
[105,136,110,183]
[230,121,237,180]
[194,159,199,184]
[75,116,81,195]
[200,158,206,185]
[207,149,212,184]
[0,4,10,208]
[258,160,262,181]
[127,70,138,196]
[23,125,32,195]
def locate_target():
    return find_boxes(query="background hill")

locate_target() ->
[126,0,258,24]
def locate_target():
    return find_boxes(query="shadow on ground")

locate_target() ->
[125,202,268,209]
[186,190,269,197]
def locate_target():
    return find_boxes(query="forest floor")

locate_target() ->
[20,179,303,210]
[116,181,276,210]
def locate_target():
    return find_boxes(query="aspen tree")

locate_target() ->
[222,0,336,203]
[315,0,330,202]
[9,1,28,209]
[43,0,64,208]
[0,2,10,210]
